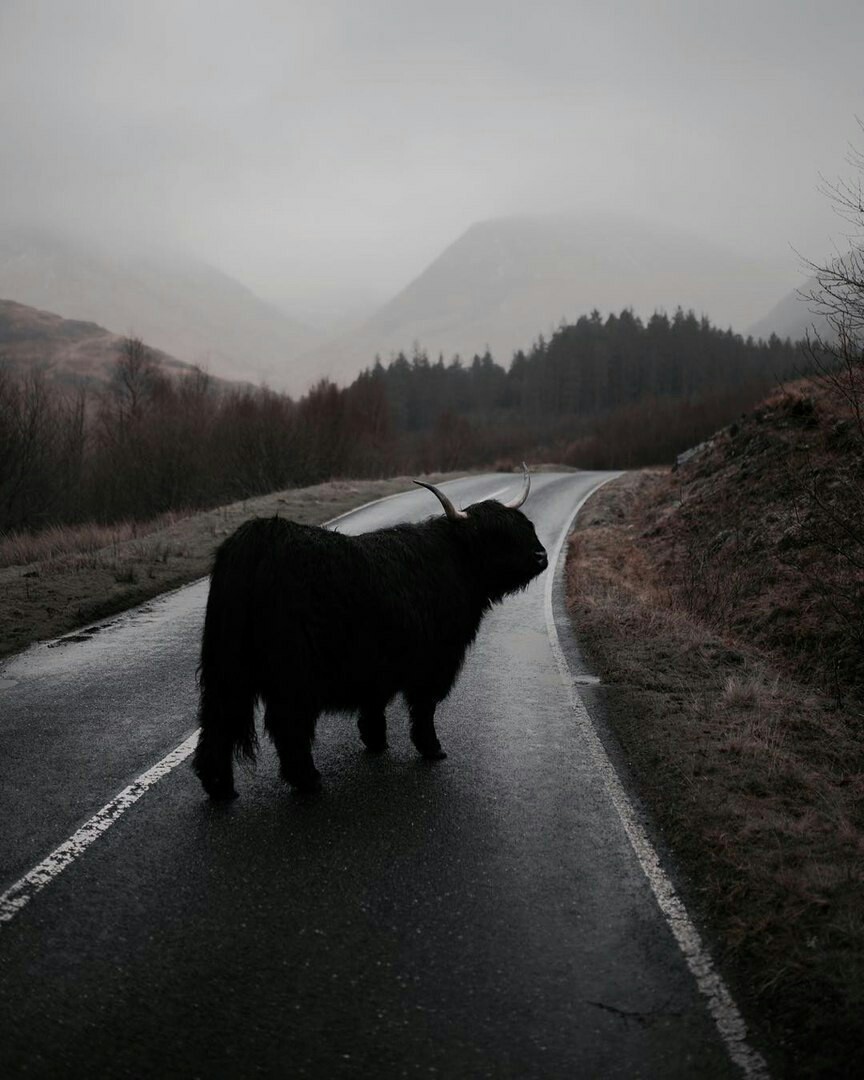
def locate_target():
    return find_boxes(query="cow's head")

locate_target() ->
[414,465,548,601]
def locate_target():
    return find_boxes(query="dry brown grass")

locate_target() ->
[0,515,186,568]
[567,470,864,1078]
[0,472,461,659]
[647,379,864,703]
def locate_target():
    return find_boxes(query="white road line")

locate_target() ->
[324,475,506,529]
[481,484,512,501]
[0,473,515,930]
[0,732,199,925]
[544,477,770,1080]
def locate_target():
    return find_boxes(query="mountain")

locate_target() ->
[0,229,321,392]
[748,271,835,343]
[303,215,796,385]
[0,298,203,387]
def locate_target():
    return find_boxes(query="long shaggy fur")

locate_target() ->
[192,498,547,798]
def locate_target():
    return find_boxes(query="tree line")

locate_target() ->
[0,307,805,533]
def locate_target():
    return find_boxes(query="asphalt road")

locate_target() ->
[0,472,754,1079]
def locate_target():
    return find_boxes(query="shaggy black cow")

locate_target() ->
[193,468,547,798]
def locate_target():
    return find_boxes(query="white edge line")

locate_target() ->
[0,472,516,930]
[0,732,199,925]
[544,475,770,1080]
[325,475,513,527]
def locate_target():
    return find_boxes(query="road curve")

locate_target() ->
[0,472,752,1078]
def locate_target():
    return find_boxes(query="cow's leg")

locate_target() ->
[406,696,447,760]
[193,726,236,800]
[193,687,253,800]
[264,698,321,791]
[358,700,388,752]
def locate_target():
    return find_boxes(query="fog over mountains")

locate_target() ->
[0,228,320,389]
[302,215,796,386]
[0,217,804,394]
[747,276,825,343]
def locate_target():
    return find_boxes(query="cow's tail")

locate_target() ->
[192,526,259,798]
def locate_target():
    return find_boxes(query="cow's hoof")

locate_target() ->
[202,777,238,801]
[361,737,389,753]
[417,744,447,761]
[286,768,322,793]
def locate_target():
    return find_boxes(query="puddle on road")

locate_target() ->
[48,621,118,648]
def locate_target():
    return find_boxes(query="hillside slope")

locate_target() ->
[0,229,321,392]
[305,214,795,385]
[0,298,195,386]
[645,378,862,694]
[566,376,864,1076]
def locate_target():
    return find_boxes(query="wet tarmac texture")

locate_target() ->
[0,473,737,1078]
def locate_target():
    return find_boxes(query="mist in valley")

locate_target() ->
[1,0,863,390]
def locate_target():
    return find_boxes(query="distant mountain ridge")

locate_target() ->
[0,228,321,392]
[748,270,837,343]
[0,219,803,394]
[303,214,796,385]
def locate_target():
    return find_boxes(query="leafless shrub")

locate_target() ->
[784,128,864,698]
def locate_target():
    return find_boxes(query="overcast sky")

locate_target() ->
[1,0,862,317]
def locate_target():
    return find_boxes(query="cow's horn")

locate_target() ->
[502,463,531,509]
[413,480,468,520]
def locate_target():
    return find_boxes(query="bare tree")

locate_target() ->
[0,363,81,530]
[788,125,864,697]
[108,336,160,430]
[801,122,864,416]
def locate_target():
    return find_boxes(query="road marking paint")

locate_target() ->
[326,478,512,524]
[0,732,198,926]
[0,473,516,929]
[325,474,496,529]
[544,476,770,1080]
[323,486,421,529]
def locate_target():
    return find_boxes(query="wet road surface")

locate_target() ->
[0,472,754,1078]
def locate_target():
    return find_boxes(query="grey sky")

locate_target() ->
[1,0,862,316]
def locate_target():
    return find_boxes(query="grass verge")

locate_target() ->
[0,473,461,660]
[567,470,864,1079]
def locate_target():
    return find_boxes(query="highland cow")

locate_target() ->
[192,468,547,798]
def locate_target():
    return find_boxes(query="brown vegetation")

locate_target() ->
[0,338,510,535]
[0,297,196,387]
[651,376,863,703]
[566,374,864,1075]
[1,304,805,538]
